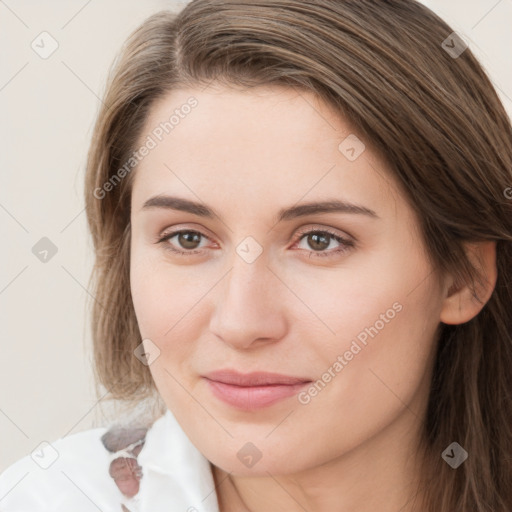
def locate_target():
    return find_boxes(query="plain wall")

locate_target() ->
[1,0,511,473]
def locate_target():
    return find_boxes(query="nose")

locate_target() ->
[208,252,288,350]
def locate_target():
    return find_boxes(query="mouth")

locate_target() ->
[202,370,312,411]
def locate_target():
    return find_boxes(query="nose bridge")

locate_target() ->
[222,251,274,318]
[209,249,287,348]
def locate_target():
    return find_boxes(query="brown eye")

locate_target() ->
[176,231,202,250]
[304,232,331,251]
[294,228,354,259]
[157,229,209,255]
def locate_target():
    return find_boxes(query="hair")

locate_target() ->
[84,0,512,509]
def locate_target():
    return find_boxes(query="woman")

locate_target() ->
[1,0,511,510]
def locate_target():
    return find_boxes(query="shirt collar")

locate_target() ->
[135,408,220,512]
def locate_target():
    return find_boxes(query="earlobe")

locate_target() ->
[440,241,497,325]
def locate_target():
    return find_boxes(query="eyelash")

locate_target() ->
[155,227,355,259]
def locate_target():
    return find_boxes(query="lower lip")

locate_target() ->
[204,378,310,410]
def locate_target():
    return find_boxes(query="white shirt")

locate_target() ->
[0,409,220,512]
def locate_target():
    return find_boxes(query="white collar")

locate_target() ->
[133,408,220,512]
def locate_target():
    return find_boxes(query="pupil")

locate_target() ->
[180,232,200,249]
[309,233,329,251]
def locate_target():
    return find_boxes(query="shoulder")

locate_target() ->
[0,422,149,511]
[0,409,219,512]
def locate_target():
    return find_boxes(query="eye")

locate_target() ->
[292,228,354,259]
[156,229,212,256]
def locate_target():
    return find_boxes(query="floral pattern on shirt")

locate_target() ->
[101,426,148,511]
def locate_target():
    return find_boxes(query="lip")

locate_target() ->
[202,370,312,410]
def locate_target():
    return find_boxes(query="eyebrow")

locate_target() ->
[141,195,379,223]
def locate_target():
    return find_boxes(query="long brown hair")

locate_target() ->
[84,1,512,509]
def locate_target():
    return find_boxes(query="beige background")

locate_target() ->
[1,0,511,473]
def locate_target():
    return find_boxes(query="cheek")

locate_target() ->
[130,246,201,335]
[293,243,442,417]
[130,254,205,409]
[129,249,218,380]
[280,279,441,473]
[280,238,438,357]
[305,268,441,430]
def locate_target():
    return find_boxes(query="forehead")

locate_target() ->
[130,84,402,222]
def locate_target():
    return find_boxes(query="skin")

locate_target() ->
[129,83,497,512]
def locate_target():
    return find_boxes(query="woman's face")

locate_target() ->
[129,84,445,476]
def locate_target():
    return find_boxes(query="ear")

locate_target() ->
[440,241,497,325]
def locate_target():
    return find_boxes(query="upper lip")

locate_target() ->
[203,370,311,386]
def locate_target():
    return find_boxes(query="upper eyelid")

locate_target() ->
[158,224,351,240]
[158,225,353,249]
